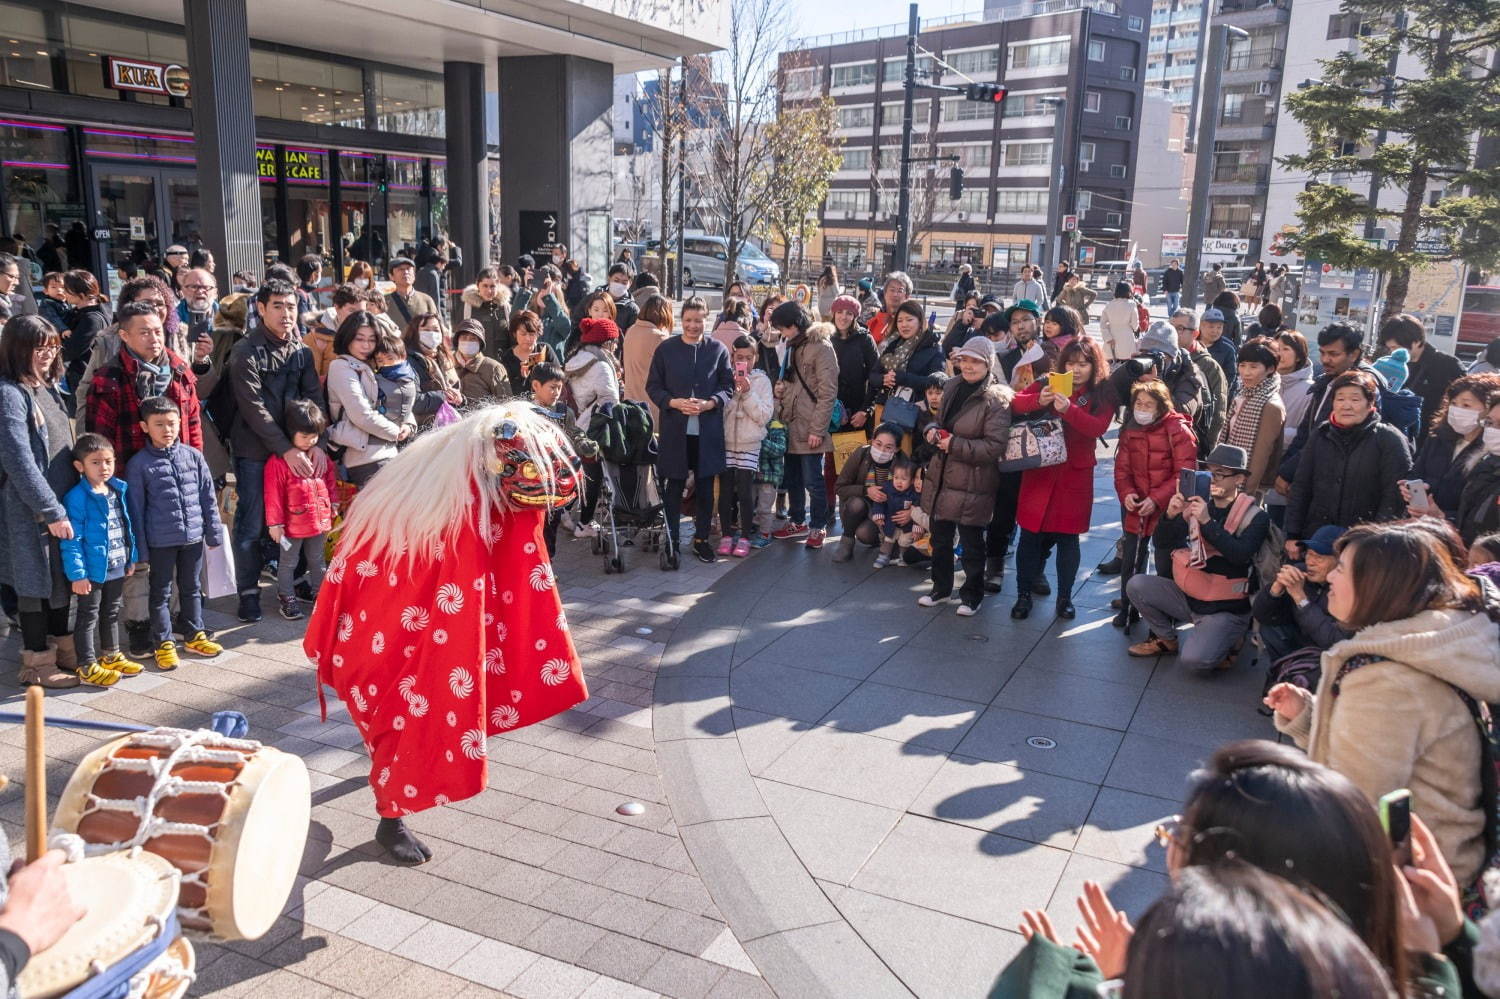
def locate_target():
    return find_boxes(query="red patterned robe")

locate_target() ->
[303,507,587,816]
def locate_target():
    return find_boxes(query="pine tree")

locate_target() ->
[1279,1,1500,319]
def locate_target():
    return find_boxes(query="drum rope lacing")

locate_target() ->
[76,729,256,903]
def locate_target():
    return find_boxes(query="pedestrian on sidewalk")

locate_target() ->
[264,400,337,621]
[771,303,839,549]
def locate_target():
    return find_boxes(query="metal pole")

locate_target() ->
[893,3,918,271]
[1184,0,1213,150]
[676,57,688,298]
[1043,97,1066,276]
[1183,24,1230,310]
[1364,12,1403,240]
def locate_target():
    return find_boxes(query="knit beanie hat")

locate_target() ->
[1372,348,1409,392]
[831,294,861,316]
[953,336,994,367]
[579,317,620,345]
[1136,320,1178,357]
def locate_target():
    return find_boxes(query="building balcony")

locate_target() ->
[1215,121,1276,141]
[1212,163,1269,185]
[1216,0,1291,28]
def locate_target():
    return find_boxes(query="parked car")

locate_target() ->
[643,235,779,289]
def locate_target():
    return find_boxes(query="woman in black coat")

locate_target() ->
[829,295,878,432]
[1407,375,1496,521]
[1284,370,1412,553]
[1211,290,1243,345]
[60,269,111,393]
[869,300,944,443]
[647,324,735,567]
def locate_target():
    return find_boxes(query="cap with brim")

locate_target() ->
[165,245,188,256]
[1304,525,1346,556]
[389,257,415,270]
[1002,299,1041,325]
[1201,307,1226,323]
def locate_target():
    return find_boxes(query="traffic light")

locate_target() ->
[962,83,1006,104]
[949,165,963,200]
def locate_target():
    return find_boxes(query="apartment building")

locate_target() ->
[779,0,1149,274]
[1145,0,1202,114]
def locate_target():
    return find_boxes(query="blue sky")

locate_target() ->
[791,0,981,43]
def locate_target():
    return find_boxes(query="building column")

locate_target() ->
[498,55,613,270]
[182,0,260,290]
[444,61,487,286]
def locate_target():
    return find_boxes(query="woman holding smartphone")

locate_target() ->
[499,310,559,397]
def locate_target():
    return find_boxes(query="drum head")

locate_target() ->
[18,852,180,999]
[208,745,311,941]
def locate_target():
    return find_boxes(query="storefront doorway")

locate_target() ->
[89,164,200,297]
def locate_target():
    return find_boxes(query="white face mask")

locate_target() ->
[1449,406,1481,435]
[457,340,481,357]
[1133,408,1158,426]
[1485,426,1500,456]
[353,278,369,289]
[608,281,628,297]
[419,329,441,350]
[870,445,897,464]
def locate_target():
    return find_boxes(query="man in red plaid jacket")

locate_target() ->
[85,301,204,464]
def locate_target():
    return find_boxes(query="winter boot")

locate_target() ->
[983,556,1004,594]
[1097,538,1124,576]
[832,535,856,563]
[20,648,79,689]
[51,634,80,672]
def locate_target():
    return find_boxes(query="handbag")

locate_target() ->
[998,415,1067,472]
[881,392,922,432]
[202,543,237,600]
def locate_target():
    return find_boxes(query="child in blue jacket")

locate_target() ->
[61,434,142,686]
[125,396,225,671]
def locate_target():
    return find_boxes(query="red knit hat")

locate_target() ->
[579,318,620,344]
[831,294,861,316]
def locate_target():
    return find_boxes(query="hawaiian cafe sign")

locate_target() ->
[257,148,325,182]
[105,57,190,98]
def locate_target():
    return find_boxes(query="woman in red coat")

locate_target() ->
[1010,339,1115,620]
[1112,379,1198,628]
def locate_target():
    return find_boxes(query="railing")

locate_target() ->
[1211,163,1269,184]
[1225,48,1282,70]
[1216,0,1288,12]
[791,0,1119,49]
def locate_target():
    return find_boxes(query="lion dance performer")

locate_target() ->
[304,402,588,863]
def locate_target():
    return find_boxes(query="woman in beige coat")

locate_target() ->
[770,302,838,549]
[1266,521,1500,887]
[918,336,1012,615]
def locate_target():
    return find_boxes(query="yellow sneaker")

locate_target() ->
[100,651,145,676]
[183,631,223,658]
[154,642,180,671]
[76,660,123,687]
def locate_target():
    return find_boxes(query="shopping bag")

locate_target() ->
[831,431,866,474]
[202,543,237,600]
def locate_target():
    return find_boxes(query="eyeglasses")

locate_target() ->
[1209,470,1241,480]
[33,343,60,355]
[184,283,214,291]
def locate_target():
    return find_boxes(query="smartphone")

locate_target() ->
[734,359,749,376]
[1379,788,1412,866]
[1178,468,1210,501]
[1404,479,1430,512]
[278,534,294,552]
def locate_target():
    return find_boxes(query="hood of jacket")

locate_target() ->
[1381,387,1423,426]
[462,284,511,310]
[1328,606,1500,703]
[1281,364,1314,393]
[793,324,832,347]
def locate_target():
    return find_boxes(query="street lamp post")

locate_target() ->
[1182,23,1249,310]
[1040,95,1067,277]
[893,3,919,271]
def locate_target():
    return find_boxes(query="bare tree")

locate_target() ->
[691,0,793,284]
[872,98,958,265]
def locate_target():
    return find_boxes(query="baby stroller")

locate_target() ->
[586,401,666,573]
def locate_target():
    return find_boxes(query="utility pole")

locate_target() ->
[893,3,918,271]
[1041,96,1067,277]
[676,55,688,298]
[1182,24,1247,309]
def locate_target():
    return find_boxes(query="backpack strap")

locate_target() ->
[1330,653,1388,696]
[1448,684,1500,863]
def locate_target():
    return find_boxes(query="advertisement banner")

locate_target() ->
[1160,234,1187,259]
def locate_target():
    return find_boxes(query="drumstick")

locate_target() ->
[25,686,46,863]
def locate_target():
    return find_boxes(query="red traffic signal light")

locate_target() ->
[963,84,1007,104]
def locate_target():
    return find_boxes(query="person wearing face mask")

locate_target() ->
[347,260,377,295]
[832,424,904,561]
[1453,390,1500,545]
[401,312,464,426]
[1404,374,1500,524]
[1284,371,1411,557]
[452,319,510,406]
[1124,444,1269,670]
[455,266,512,357]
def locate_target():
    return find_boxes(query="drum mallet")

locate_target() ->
[24,686,46,863]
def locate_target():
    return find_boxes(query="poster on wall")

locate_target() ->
[1299,260,1379,335]
[1160,234,1187,259]
[1401,259,1469,356]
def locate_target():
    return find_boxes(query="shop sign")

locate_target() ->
[256,148,325,182]
[1160,234,1187,259]
[105,57,190,98]
[520,210,562,259]
[1202,237,1250,256]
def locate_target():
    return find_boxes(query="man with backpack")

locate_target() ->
[1124,445,1271,673]
[1171,311,1227,458]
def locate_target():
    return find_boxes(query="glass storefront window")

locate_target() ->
[250,50,365,128]
[62,14,187,106]
[0,4,54,92]
[82,126,196,166]
[386,155,423,259]
[339,151,384,271]
[279,147,332,268]
[373,71,445,138]
[1,118,84,271]
[430,159,448,240]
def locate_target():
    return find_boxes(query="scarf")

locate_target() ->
[943,378,984,430]
[1226,373,1279,454]
[129,347,173,401]
[879,331,921,386]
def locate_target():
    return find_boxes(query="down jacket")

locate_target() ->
[776,325,839,456]
[724,369,774,455]
[921,376,1013,526]
[1275,606,1500,886]
[60,477,139,583]
[264,452,337,539]
[455,284,511,356]
[124,442,222,550]
[1114,410,1198,536]
[1284,412,1411,541]
[1012,382,1114,535]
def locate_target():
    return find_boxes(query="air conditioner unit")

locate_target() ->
[1253,81,1273,96]
[956,211,968,221]
[1221,229,1242,238]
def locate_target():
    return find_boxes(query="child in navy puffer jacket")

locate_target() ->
[61,434,142,687]
[125,396,224,671]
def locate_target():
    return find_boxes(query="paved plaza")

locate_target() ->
[1,440,1277,997]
